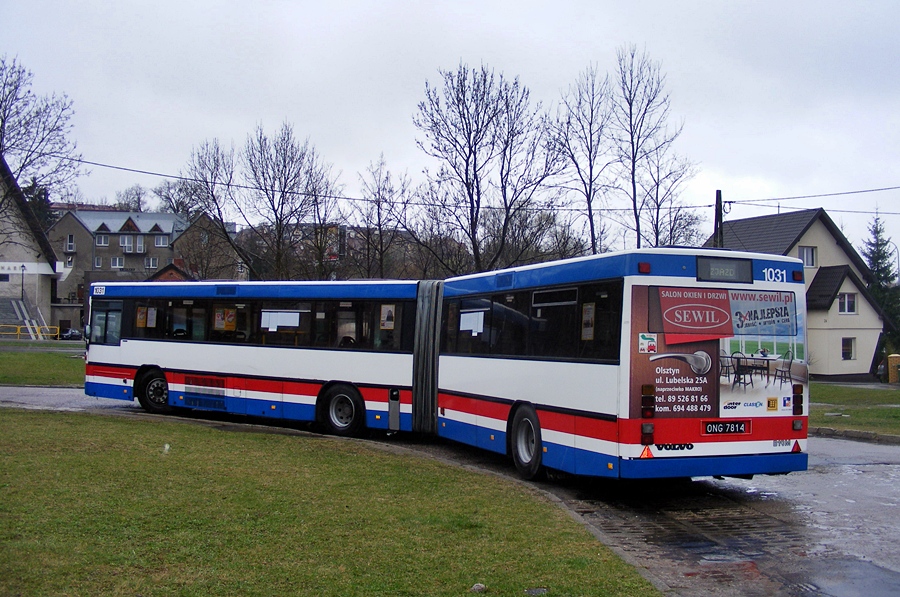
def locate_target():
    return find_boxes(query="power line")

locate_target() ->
[63,155,900,217]
[728,185,900,204]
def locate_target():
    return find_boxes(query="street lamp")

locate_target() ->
[20,264,25,300]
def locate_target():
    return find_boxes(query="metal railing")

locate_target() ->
[0,324,62,340]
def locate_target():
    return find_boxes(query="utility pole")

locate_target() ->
[713,190,724,248]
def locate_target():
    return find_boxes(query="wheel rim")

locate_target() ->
[516,418,536,464]
[146,378,168,406]
[329,394,355,429]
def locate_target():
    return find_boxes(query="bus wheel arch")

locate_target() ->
[318,382,366,438]
[508,403,544,480]
[135,367,172,415]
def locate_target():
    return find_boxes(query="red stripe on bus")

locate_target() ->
[86,363,136,379]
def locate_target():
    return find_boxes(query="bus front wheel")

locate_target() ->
[137,370,172,415]
[511,405,544,480]
[322,385,365,437]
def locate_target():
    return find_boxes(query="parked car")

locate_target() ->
[60,328,83,340]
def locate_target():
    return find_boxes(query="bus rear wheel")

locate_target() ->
[511,404,544,480]
[322,385,365,437]
[137,370,172,415]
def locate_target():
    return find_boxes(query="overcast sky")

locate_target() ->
[5,0,899,252]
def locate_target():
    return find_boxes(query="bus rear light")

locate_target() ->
[638,262,651,274]
[792,270,804,282]
[641,384,655,418]
[641,422,654,445]
[792,419,803,431]
[792,384,804,415]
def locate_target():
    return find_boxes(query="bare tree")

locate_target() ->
[238,122,341,280]
[347,156,412,279]
[295,157,344,281]
[114,184,150,212]
[412,63,562,274]
[182,139,256,278]
[0,56,83,198]
[552,64,615,254]
[609,45,683,248]
[153,179,202,220]
[639,145,702,247]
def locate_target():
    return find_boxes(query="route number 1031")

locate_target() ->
[762,267,787,283]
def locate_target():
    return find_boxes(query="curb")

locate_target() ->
[809,426,900,445]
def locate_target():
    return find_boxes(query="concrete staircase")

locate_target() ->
[2,298,48,339]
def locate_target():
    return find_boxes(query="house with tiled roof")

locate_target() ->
[46,209,189,331]
[705,208,889,378]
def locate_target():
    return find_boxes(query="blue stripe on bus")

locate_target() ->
[618,452,808,479]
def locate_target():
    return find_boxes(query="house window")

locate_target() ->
[136,235,145,253]
[111,257,124,269]
[120,235,133,253]
[96,234,109,247]
[66,255,74,267]
[838,293,857,314]
[144,257,158,269]
[64,234,76,252]
[798,246,816,267]
[94,257,102,269]
[842,337,856,360]
[155,235,169,247]
[0,274,9,282]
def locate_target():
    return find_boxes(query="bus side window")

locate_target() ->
[89,301,123,345]
[442,301,459,353]
[457,298,492,355]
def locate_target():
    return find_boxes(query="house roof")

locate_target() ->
[69,210,189,239]
[146,262,195,282]
[0,155,58,269]
[704,208,872,283]
[806,264,896,331]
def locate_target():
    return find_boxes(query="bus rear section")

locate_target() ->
[619,278,808,479]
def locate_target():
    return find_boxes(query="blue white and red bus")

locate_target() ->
[85,248,808,480]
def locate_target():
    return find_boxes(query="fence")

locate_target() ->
[0,325,62,340]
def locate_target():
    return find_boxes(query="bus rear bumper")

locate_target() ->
[619,452,808,479]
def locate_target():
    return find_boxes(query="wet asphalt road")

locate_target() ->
[3,385,900,596]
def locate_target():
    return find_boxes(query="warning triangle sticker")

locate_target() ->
[791,440,802,453]
[640,446,654,459]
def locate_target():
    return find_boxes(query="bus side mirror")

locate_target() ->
[84,325,91,346]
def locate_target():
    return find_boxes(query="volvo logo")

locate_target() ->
[655,443,694,451]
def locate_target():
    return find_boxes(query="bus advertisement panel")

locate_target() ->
[627,282,807,476]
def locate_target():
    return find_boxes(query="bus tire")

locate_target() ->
[136,370,172,415]
[511,404,544,480]
[322,384,365,437]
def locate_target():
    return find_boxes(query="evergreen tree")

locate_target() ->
[860,213,900,347]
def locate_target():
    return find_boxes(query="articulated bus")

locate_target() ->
[85,248,808,480]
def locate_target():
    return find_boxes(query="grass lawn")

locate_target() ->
[0,410,657,597]
[0,349,84,386]
[809,382,900,436]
